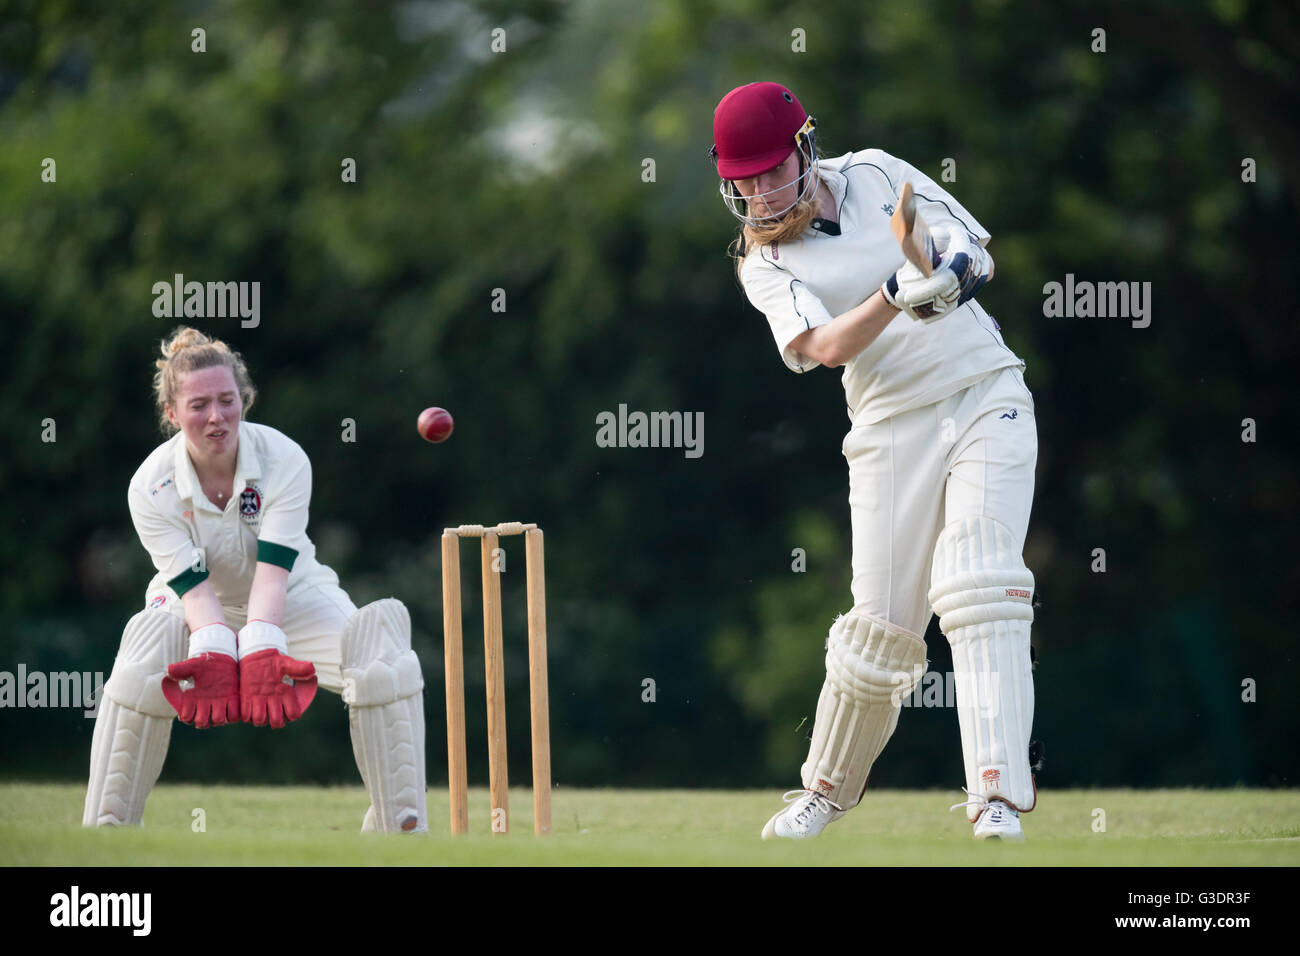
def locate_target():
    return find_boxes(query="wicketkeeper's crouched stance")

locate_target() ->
[84,328,427,832]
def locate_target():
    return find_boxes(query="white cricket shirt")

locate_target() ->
[739,149,1024,425]
[128,421,336,605]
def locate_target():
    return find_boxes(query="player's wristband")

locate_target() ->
[237,620,289,659]
[189,622,238,659]
[882,272,902,308]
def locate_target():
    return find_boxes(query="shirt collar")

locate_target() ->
[171,421,261,508]
[172,433,198,502]
[234,422,261,486]
[809,162,847,236]
[820,163,848,209]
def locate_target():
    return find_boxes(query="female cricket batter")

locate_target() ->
[84,327,427,832]
[711,82,1039,840]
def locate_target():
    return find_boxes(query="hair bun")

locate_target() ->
[160,326,210,360]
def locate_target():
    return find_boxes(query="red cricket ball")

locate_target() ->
[417,407,454,443]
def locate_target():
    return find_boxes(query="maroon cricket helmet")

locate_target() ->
[711,82,810,180]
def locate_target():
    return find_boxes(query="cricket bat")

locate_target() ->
[890,181,938,276]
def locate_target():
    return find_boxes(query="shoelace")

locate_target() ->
[949,787,987,814]
[950,787,1015,823]
[783,789,842,827]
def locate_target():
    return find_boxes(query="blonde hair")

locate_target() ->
[153,327,256,434]
[728,171,825,277]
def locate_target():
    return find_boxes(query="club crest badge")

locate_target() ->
[239,485,262,522]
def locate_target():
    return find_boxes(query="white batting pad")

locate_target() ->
[341,599,427,833]
[83,610,187,826]
[929,515,1037,819]
[801,612,928,809]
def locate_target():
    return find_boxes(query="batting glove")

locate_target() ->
[934,226,994,306]
[882,228,993,322]
[882,260,960,321]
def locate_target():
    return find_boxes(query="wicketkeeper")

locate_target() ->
[84,327,427,833]
[711,82,1040,840]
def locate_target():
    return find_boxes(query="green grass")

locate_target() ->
[4,784,1298,865]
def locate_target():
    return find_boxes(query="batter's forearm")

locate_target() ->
[800,291,900,368]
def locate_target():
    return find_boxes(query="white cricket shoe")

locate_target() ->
[761,789,845,840]
[951,790,1025,841]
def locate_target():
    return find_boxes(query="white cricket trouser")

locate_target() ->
[843,365,1038,635]
[145,579,358,694]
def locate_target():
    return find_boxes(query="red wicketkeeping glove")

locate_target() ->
[162,622,242,728]
[238,648,318,728]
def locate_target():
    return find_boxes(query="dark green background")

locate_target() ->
[1,0,1295,792]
